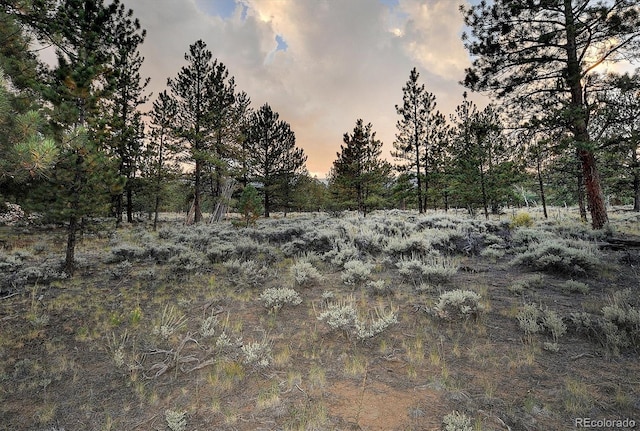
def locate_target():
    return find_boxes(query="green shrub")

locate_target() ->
[511,212,534,228]
[223,258,272,289]
[542,308,567,342]
[396,254,458,284]
[290,260,322,286]
[561,279,590,294]
[107,243,146,263]
[517,304,542,342]
[508,274,545,294]
[167,249,206,279]
[241,338,272,368]
[601,289,640,353]
[237,184,263,227]
[480,244,506,259]
[366,279,393,296]
[317,297,397,341]
[510,238,600,275]
[109,260,132,280]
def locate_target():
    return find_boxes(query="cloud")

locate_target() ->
[397,0,472,80]
[125,0,480,176]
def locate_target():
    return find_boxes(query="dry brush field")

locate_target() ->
[1,208,639,431]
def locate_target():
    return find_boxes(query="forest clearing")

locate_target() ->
[2,1,640,429]
[1,207,639,430]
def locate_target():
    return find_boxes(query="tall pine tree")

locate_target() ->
[245,103,307,217]
[331,119,391,215]
[106,2,150,225]
[168,40,214,223]
[449,96,520,217]
[143,90,180,230]
[168,40,239,223]
[393,67,442,212]
[40,0,122,274]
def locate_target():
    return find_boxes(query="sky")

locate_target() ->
[124,0,484,178]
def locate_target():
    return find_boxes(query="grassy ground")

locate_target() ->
[1,207,639,430]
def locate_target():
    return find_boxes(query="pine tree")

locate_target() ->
[204,58,236,203]
[41,0,121,274]
[291,173,329,212]
[233,91,253,187]
[461,1,640,228]
[168,40,239,223]
[449,96,520,217]
[0,9,57,192]
[393,67,442,212]
[0,5,42,97]
[245,103,307,217]
[143,90,180,230]
[331,119,391,215]
[237,184,262,227]
[0,69,58,192]
[168,40,213,223]
[594,71,640,210]
[106,2,150,225]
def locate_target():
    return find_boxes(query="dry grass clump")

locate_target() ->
[517,304,567,347]
[571,288,640,354]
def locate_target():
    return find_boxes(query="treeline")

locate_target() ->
[329,66,640,220]
[1,1,640,274]
[332,0,640,225]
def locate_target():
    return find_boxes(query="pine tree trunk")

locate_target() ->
[193,159,203,223]
[64,214,78,275]
[578,148,608,228]
[153,194,160,231]
[126,186,133,223]
[153,135,165,231]
[536,155,548,219]
[632,149,640,212]
[564,0,608,229]
[577,165,587,222]
[64,149,84,275]
[415,143,423,213]
[115,193,123,227]
[479,164,489,220]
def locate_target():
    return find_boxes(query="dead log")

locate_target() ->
[597,236,640,250]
